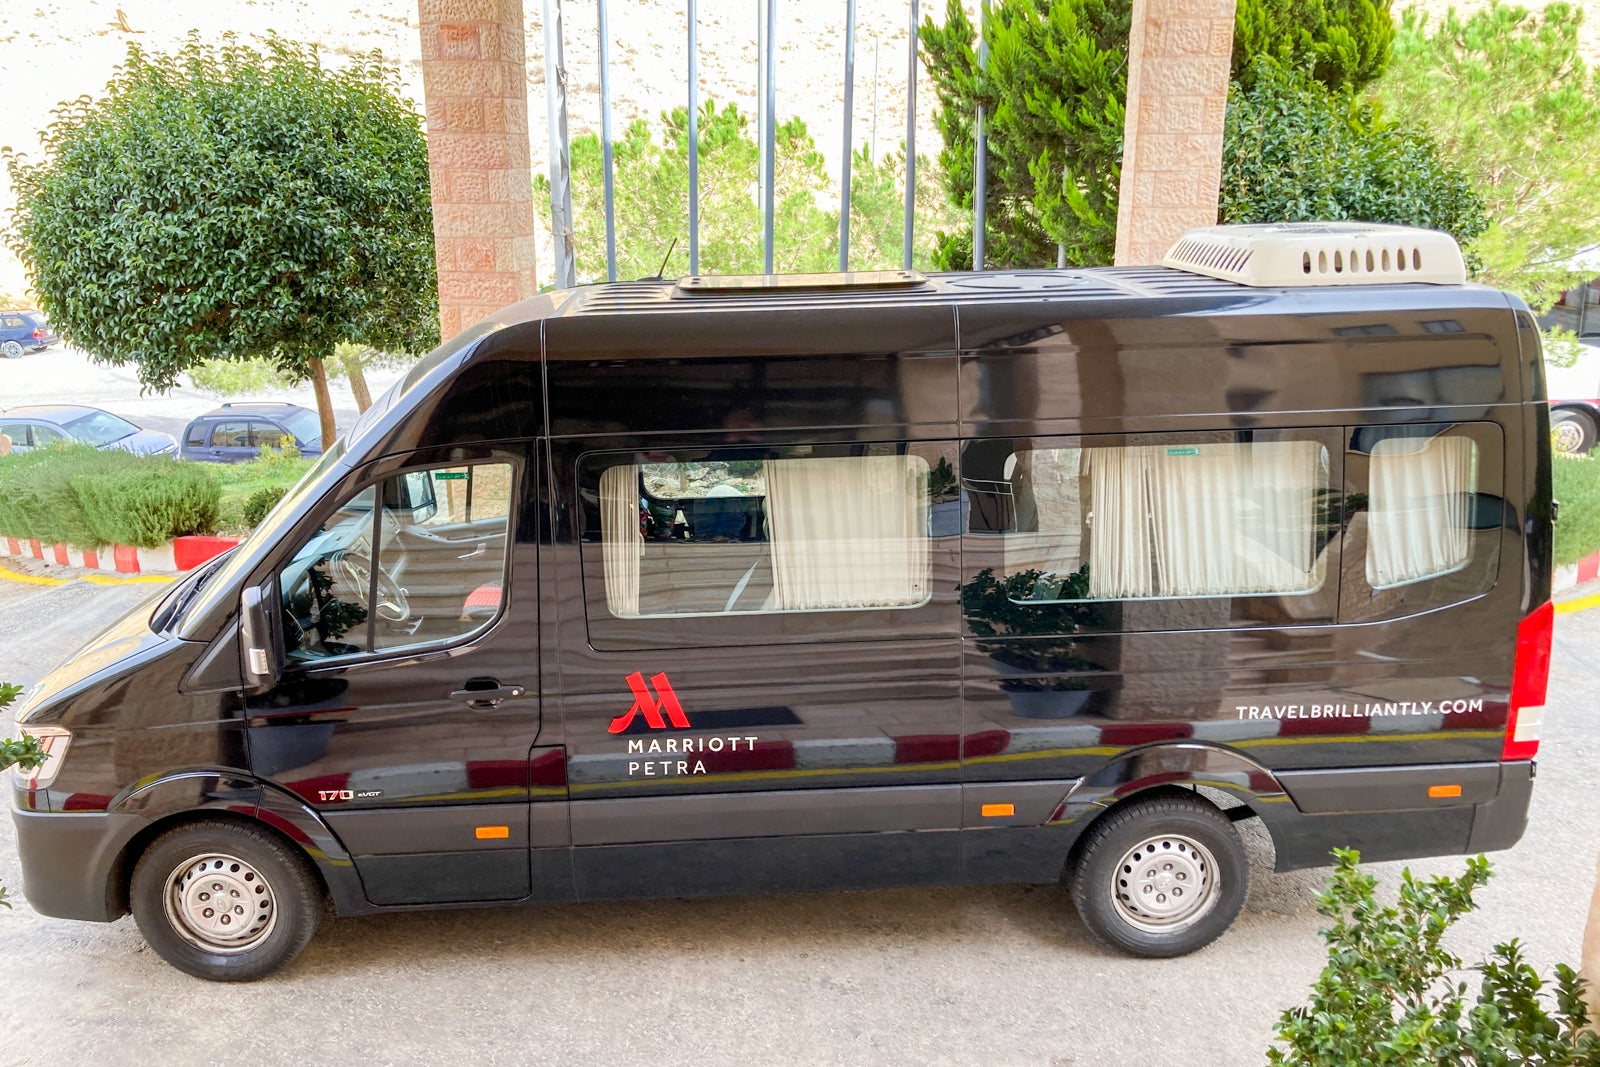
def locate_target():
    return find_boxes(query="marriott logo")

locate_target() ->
[608,671,690,734]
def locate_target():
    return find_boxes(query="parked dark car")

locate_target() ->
[0,310,57,358]
[0,404,176,455]
[180,403,327,463]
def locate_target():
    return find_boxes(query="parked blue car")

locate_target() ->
[0,405,177,455]
[179,403,327,462]
[0,310,57,358]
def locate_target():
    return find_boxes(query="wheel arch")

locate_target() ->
[104,772,368,921]
[1055,742,1294,872]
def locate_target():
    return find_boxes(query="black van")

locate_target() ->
[9,223,1555,980]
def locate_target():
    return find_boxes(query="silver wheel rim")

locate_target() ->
[163,852,278,954]
[1553,420,1587,456]
[1109,832,1221,934]
[1,341,21,358]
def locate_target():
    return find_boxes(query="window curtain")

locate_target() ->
[599,464,642,617]
[1082,441,1322,599]
[1082,446,1158,598]
[1366,434,1473,588]
[765,455,929,610]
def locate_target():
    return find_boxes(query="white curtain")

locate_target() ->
[599,464,641,617]
[1081,441,1322,599]
[765,454,930,610]
[1082,446,1158,598]
[1366,434,1473,588]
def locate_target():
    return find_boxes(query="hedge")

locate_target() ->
[0,445,219,549]
[1553,454,1600,568]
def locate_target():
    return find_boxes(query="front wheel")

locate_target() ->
[1068,794,1248,957]
[1,340,23,359]
[130,820,322,981]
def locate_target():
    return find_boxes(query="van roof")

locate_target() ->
[490,264,1498,327]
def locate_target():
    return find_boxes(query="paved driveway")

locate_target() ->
[1,579,1596,1066]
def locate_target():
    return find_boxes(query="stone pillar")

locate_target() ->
[1113,0,1237,266]
[418,0,539,340]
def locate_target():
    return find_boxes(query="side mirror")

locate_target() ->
[240,584,282,689]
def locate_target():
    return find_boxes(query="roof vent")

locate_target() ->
[1162,222,1466,287]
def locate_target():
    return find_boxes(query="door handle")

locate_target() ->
[449,683,525,710]
[458,543,487,560]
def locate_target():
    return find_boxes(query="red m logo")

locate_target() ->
[607,671,691,734]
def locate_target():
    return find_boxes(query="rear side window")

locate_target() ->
[185,422,207,447]
[1340,422,1503,621]
[209,421,251,448]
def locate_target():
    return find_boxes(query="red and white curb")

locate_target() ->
[1555,549,1600,596]
[1,534,238,576]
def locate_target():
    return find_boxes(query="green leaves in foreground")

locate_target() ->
[0,682,45,911]
[1268,850,1600,1066]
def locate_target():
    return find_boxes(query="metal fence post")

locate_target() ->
[904,0,918,270]
[973,0,988,271]
[688,0,700,275]
[542,0,575,289]
[598,0,618,281]
[839,0,857,272]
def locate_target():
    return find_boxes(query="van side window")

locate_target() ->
[276,463,514,662]
[588,449,931,620]
[1340,423,1502,621]
[968,437,1330,604]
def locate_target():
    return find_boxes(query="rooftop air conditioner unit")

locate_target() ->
[1162,222,1467,287]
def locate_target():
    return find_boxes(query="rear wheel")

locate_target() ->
[1552,409,1597,457]
[130,820,322,981]
[1068,793,1247,957]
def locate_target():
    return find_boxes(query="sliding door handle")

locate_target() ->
[449,683,525,710]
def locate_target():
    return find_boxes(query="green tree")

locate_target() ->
[0,682,46,910]
[3,33,439,448]
[1378,3,1600,312]
[1221,58,1487,246]
[1232,0,1394,90]
[918,0,1396,269]
[540,100,954,280]
[1270,850,1600,1065]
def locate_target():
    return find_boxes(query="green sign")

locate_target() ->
[434,471,467,481]
[1166,447,1201,456]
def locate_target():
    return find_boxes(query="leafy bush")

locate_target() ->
[1221,58,1488,247]
[1269,850,1600,1065]
[213,448,313,532]
[0,681,45,911]
[242,485,289,527]
[0,445,219,548]
[1554,454,1600,567]
[1546,327,1589,371]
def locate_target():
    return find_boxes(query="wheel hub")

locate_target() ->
[164,853,277,954]
[1110,833,1220,933]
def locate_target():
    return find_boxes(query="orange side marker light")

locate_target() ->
[475,825,511,839]
[1428,785,1462,799]
[981,803,1015,818]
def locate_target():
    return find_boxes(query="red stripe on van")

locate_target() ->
[59,793,112,812]
[283,774,350,804]
[962,729,1011,759]
[466,760,526,790]
[1098,723,1193,746]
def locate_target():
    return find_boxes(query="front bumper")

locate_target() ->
[10,808,146,922]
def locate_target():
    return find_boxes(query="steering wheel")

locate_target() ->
[332,552,410,623]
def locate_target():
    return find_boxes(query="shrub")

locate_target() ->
[0,681,46,911]
[213,449,313,532]
[0,445,219,548]
[186,357,295,396]
[1269,850,1600,1065]
[1554,454,1600,568]
[242,485,289,527]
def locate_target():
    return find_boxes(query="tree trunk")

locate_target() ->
[342,349,373,413]
[308,357,337,450]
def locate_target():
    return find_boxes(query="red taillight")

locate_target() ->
[31,328,40,339]
[1503,601,1554,760]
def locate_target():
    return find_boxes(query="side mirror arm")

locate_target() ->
[240,584,283,689]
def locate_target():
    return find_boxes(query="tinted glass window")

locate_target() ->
[252,421,288,450]
[978,439,1328,603]
[185,422,207,447]
[209,421,251,448]
[589,450,932,620]
[277,463,514,663]
[282,409,321,444]
[31,424,67,445]
[0,423,29,445]
[1340,422,1502,621]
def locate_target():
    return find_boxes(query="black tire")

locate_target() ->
[1552,408,1597,457]
[130,820,322,981]
[1,340,23,359]
[1068,794,1248,958]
